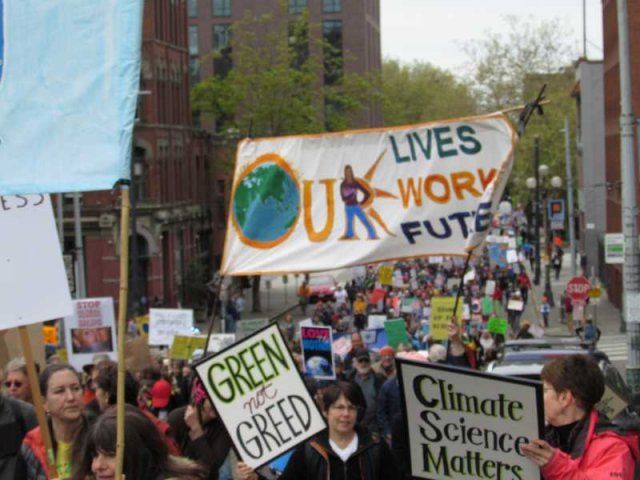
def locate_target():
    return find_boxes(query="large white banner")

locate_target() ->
[0,195,72,329]
[195,323,326,470]
[63,298,117,371]
[397,359,543,480]
[222,113,515,275]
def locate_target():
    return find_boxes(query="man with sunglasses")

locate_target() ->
[347,348,385,435]
[4,358,34,404]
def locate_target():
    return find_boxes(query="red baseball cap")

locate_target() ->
[151,379,172,409]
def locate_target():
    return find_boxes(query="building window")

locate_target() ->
[213,24,232,78]
[190,57,200,85]
[323,20,343,85]
[212,0,231,16]
[322,0,341,13]
[288,0,307,14]
[188,0,197,17]
[188,25,199,56]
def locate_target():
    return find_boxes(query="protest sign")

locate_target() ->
[222,113,515,275]
[378,266,393,286]
[367,314,387,330]
[482,297,494,316]
[236,318,270,340]
[397,359,543,480]
[488,317,508,335]
[170,335,208,360]
[360,329,377,344]
[0,195,72,329]
[430,297,464,340]
[401,297,417,314]
[63,298,117,371]
[332,335,352,357]
[506,249,518,264]
[148,308,194,346]
[384,319,410,349]
[207,334,237,353]
[194,324,326,470]
[0,324,46,371]
[429,256,444,265]
[135,314,149,338]
[301,326,335,380]
[507,299,524,312]
[124,337,153,373]
[485,279,496,296]
[0,2,144,194]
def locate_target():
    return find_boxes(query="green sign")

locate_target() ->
[384,318,409,349]
[482,297,494,316]
[487,317,508,335]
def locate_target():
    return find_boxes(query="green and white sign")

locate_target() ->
[605,233,624,264]
[194,323,326,470]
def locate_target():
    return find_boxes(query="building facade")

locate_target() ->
[64,0,229,316]
[187,0,382,129]
[602,0,640,309]
[571,60,607,281]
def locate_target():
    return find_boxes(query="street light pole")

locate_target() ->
[534,136,541,286]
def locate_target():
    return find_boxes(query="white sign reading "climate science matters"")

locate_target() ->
[397,360,544,480]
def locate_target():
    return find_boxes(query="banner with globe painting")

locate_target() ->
[222,112,516,275]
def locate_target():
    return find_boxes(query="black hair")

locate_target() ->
[94,362,140,408]
[72,405,205,480]
[39,363,80,397]
[321,381,367,420]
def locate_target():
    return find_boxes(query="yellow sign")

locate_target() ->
[378,266,393,286]
[589,288,602,299]
[430,297,464,341]
[55,348,68,362]
[42,326,59,345]
[136,314,149,338]
[170,335,207,360]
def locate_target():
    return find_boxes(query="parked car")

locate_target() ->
[485,338,640,425]
[308,274,337,303]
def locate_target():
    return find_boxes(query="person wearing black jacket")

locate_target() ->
[0,394,37,480]
[237,382,397,480]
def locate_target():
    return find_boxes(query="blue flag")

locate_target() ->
[0,1,143,194]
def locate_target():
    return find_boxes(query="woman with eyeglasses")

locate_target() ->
[237,381,397,480]
[17,363,88,480]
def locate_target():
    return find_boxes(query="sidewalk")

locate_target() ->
[526,253,622,338]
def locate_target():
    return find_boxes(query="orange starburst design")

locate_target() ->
[358,149,398,237]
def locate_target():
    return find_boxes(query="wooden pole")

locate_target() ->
[115,187,131,480]
[18,326,57,478]
[454,252,474,316]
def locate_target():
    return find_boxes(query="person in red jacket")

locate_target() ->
[521,355,639,479]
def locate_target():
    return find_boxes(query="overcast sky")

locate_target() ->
[380,0,603,75]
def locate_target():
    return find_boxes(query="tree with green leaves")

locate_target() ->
[381,59,478,126]
[464,15,578,206]
[192,4,380,312]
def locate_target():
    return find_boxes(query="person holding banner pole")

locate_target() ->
[237,382,397,480]
[521,355,639,479]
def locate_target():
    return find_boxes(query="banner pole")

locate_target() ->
[205,277,225,352]
[18,326,57,478]
[115,186,131,480]
[453,252,473,317]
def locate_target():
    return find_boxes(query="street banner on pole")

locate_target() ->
[301,326,335,380]
[63,298,117,371]
[194,323,326,470]
[397,359,544,480]
[0,195,72,329]
[0,1,144,194]
[222,113,516,275]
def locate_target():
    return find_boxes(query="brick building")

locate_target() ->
[64,0,229,315]
[187,0,382,129]
[602,0,640,308]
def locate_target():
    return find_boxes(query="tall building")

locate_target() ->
[571,59,606,280]
[602,0,640,309]
[64,0,224,314]
[187,0,382,129]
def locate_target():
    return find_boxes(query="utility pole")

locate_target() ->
[617,0,640,391]
[534,136,541,286]
[73,192,86,298]
[564,116,577,277]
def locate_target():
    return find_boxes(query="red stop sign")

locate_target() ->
[566,276,591,302]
